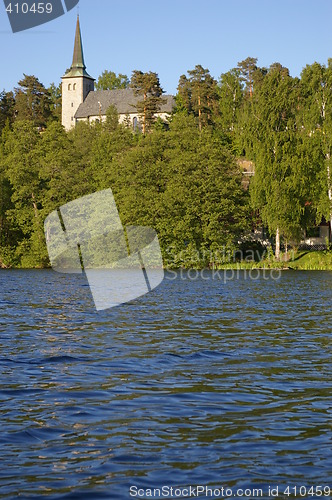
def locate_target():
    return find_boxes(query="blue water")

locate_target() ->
[0,270,331,499]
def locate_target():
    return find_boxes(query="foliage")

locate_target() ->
[130,71,166,133]
[48,82,62,122]
[88,113,249,267]
[0,91,15,133]
[14,74,51,128]
[177,65,219,131]
[0,58,332,267]
[95,70,129,90]
[217,69,243,139]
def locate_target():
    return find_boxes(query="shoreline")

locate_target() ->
[1,250,332,272]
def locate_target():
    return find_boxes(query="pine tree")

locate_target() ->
[0,91,15,133]
[176,65,219,131]
[130,71,166,134]
[237,57,258,97]
[15,74,51,128]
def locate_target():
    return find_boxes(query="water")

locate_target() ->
[0,269,331,499]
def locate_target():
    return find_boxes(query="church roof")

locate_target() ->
[75,89,175,118]
[63,16,94,80]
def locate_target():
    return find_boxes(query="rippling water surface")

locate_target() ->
[0,270,331,499]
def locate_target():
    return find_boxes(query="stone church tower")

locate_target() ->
[62,16,94,130]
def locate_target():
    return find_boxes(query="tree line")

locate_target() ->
[0,58,331,267]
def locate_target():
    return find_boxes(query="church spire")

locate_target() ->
[64,16,92,78]
[71,15,85,72]
[61,15,95,130]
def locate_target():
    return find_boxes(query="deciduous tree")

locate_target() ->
[95,70,129,90]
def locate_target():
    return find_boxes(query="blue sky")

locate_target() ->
[1,0,332,94]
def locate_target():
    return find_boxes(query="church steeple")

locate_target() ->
[72,15,85,71]
[64,16,92,79]
[61,16,95,130]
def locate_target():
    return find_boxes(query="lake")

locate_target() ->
[0,269,331,499]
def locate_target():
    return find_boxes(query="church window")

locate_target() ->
[71,103,74,107]
[68,84,71,90]
[73,83,76,90]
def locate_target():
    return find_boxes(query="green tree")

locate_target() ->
[89,118,135,192]
[176,74,192,113]
[130,71,166,134]
[2,120,48,266]
[299,61,332,233]
[248,64,306,258]
[48,82,62,122]
[66,121,101,199]
[177,65,219,132]
[0,91,15,133]
[104,113,249,266]
[237,57,258,97]
[37,121,76,211]
[95,70,129,90]
[0,123,17,266]
[217,69,243,137]
[15,74,51,128]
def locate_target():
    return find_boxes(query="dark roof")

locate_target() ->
[75,89,175,118]
[63,16,93,80]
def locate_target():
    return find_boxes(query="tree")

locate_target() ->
[48,82,62,122]
[130,71,166,134]
[248,64,305,258]
[37,121,76,211]
[176,74,192,113]
[105,113,249,266]
[217,69,243,135]
[2,120,48,266]
[0,91,15,133]
[14,74,51,128]
[237,57,258,97]
[299,61,332,233]
[176,65,219,132]
[0,123,17,266]
[66,121,101,199]
[95,70,129,90]
[89,118,135,192]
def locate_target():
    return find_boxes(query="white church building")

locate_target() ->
[61,17,175,131]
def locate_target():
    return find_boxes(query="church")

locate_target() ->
[61,17,175,131]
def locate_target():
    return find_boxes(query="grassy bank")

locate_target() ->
[215,250,332,271]
[286,250,332,270]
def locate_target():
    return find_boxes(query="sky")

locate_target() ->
[1,0,332,95]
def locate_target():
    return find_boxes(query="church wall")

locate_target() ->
[62,77,94,130]
[76,111,171,129]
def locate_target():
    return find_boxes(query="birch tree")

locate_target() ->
[300,61,332,234]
